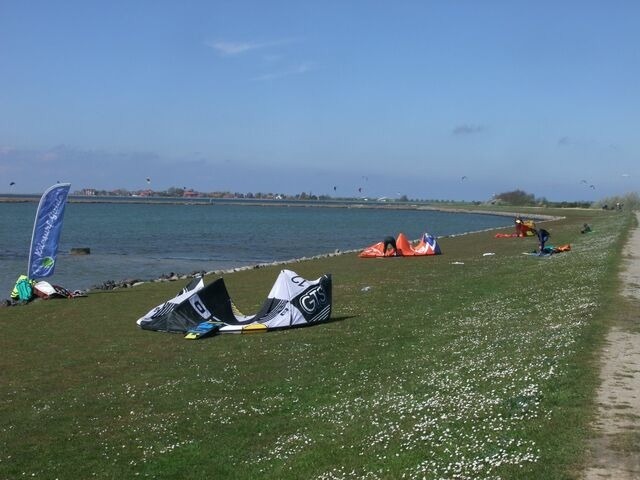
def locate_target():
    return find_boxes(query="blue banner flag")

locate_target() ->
[27,183,71,279]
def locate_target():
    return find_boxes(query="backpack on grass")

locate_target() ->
[11,275,35,301]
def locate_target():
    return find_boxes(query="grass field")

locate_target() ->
[0,207,633,479]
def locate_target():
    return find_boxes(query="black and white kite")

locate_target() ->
[136,270,332,339]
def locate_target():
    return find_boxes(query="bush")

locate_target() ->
[592,192,640,210]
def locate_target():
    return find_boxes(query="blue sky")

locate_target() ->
[0,1,638,201]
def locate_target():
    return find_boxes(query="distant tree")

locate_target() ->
[495,189,536,206]
[166,187,185,197]
[398,194,409,202]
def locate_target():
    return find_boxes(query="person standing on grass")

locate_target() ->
[535,228,550,255]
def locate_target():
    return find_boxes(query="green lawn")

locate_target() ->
[0,208,633,479]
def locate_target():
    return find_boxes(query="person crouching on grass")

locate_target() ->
[383,236,399,256]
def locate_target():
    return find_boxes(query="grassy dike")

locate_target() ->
[0,208,634,479]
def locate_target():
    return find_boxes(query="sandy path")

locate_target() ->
[583,212,640,479]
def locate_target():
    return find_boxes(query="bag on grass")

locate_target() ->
[11,275,34,301]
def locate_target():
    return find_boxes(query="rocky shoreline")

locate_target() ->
[90,219,558,291]
[90,248,354,291]
[3,209,562,303]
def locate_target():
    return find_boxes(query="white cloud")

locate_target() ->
[206,38,293,56]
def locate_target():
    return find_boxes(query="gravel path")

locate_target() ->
[583,212,640,479]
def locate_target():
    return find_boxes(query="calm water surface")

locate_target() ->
[0,202,512,296]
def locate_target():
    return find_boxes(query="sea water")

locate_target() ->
[0,201,512,297]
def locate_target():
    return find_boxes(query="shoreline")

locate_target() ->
[1,200,561,296]
[91,217,559,292]
[0,194,560,221]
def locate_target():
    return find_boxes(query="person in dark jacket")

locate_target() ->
[383,236,398,256]
[536,228,550,254]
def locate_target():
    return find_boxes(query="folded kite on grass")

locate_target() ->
[136,269,332,339]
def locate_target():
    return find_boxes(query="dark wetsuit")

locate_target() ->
[537,229,550,252]
[383,236,397,255]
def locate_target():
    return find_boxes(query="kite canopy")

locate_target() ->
[496,219,537,238]
[515,219,536,236]
[136,276,206,332]
[524,244,572,256]
[359,233,441,258]
[136,269,332,337]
